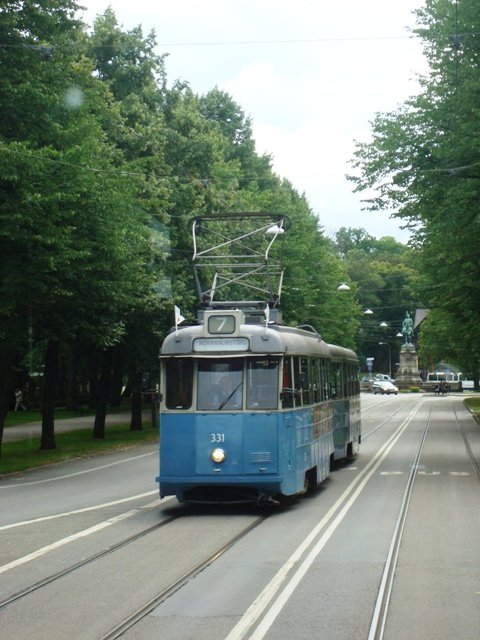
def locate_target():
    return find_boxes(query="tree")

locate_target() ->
[0,2,155,450]
[331,228,421,371]
[348,0,480,378]
[0,0,87,450]
[87,9,173,436]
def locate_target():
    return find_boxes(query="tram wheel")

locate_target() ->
[299,475,309,495]
[329,453,336,472]
[302,468,318,494]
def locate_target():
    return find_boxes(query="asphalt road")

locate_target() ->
[1,394,479,640]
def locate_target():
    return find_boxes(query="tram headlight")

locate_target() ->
[211,448,226,464]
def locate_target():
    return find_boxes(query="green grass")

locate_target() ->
[464,396,480,421]
[4,408,92,427]
[0,422,158,476]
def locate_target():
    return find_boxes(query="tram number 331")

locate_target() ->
[211,433,225,443]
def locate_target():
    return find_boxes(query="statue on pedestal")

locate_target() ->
[401,311,414,346]
[396,310,422,389]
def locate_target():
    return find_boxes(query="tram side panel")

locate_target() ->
[349,394,361,456]
[314,402,335,480]
[331,398,361,460]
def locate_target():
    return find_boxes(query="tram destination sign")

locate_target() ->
[193,337,249,352]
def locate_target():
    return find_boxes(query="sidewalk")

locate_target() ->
[2,412,151,444]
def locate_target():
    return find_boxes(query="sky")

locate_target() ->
[80,1,427,243]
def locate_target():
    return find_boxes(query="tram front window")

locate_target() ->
[197,359,243,410]
[246,357,279,410]
[165,359,193,409]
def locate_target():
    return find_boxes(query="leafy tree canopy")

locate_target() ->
[348,0,480,381]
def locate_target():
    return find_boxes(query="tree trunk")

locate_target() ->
[0,346,17,459]
[109,344,125,407]
[88,348,99,410]
[65,343,78,411]
[40,339,60,450]
[130,369,143,432]
[93,348,114,440]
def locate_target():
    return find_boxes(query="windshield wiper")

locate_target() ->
[218,381,243,410]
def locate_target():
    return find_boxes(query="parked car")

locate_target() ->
[374,373,394,382]
[373,380,399,395]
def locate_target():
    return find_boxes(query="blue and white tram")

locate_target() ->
[157,309,361,504]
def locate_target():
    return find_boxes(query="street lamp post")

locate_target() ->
[379,341,392,378]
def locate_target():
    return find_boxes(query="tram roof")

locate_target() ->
[327,342,359,362]
[160,322,358,362]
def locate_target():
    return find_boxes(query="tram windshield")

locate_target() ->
[165,357,280,411]
[197,359,243,410]
[196,357,279,411]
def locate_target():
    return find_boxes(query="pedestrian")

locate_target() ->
[14,388,26,411]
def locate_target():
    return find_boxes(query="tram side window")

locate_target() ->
[302,357,311,404]
[348,363,359,396]
[293,357,310,405]
[320,358,328,401]
[312,358,321,403]
[340,364,346,399]
[246,357,279,410]
[346,364,353,397]
[329,363,340,399]
[281,357,295,408]
[165,359,193,410]
[341,363,348,398]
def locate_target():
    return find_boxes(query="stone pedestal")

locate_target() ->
[395,345,423,389]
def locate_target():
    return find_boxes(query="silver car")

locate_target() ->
[373,380,399,395]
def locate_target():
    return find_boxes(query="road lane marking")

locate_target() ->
[0,491,159,531]
[0,498,173,575]
[0,451,156,489]
[225,400,425,640]
[0,507,150,575]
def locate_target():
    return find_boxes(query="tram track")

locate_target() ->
[0,515,178,611]
[0,506,270,639]
[362,404,404,441]
[99,512,269,640]
[367,398,480,639]
[367,406,432,640]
